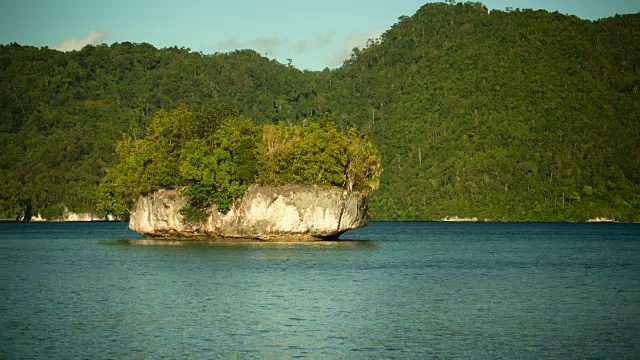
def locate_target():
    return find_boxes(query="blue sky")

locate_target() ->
[2,0,639,70]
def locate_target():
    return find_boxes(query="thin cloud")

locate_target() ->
[54,30,108,52]
[295,39,310,53]
[315,32,333,47]
[217,32,334,57]
[295,32,334,53]
[325,29,384,67]
[216,36,286,55]
[217,39,244,48]
[252,36,285,55]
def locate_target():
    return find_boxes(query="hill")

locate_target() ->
[0,45,319,219]
[1,1,638,221]
[327,2,640,221]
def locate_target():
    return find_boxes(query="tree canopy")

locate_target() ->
[1,2,638,221]
[96,105,381,219]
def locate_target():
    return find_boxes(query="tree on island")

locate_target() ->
[97,103,382,220]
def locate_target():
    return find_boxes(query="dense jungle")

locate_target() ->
[1,2,638,221]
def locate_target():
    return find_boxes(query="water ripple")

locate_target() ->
[1,222,638,358]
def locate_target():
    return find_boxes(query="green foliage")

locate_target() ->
[2,3,640,222]
[179,117,260,213]
[256,122,381,192]
[258,122,346,186]
[97,105,259,216]
[97,104,380,217]
[329,2,640,222]
[178,204,208,224]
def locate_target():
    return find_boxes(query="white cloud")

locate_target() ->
[325,29,384,67]
[54,30,108,52]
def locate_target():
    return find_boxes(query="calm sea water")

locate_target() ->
[0,222,638,358]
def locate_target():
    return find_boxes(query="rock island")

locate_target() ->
[98,104,381,241]
[129,185,369,241]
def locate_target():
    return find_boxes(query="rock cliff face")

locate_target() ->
[129,185,370,241]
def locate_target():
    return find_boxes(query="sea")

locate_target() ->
[0,221,638,359]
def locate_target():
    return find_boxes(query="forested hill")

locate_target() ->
[333,2,640,221]
[0,46,318,219]
[1,1,639,222]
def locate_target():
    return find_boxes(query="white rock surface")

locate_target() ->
[586,217,616,222]
[441,216,478,222]
[30,213,47,222]
[129,184,370,241]
[13,208,119,222]
[59,207,119,222]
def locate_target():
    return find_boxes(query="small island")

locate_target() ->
[98,103,382,241]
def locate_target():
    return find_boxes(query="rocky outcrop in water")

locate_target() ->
[129,185,370,241]
[59,209,119,222]
[14,206,119,222]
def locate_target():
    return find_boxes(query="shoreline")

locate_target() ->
[0,219,632,224]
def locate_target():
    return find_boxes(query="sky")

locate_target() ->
[2,0,639,71]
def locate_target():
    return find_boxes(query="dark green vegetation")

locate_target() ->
[97,105,380,219]
[1,2,639,221]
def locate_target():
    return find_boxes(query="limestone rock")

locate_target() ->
[14,207,119,222]
[60,207,119,221]
[129,184,370,241]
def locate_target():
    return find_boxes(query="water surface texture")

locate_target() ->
[1,222,638,358]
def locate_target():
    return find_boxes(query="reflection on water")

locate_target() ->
[1,222,639,358]
[118,238,377,248]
